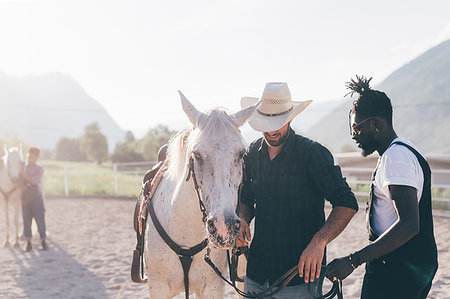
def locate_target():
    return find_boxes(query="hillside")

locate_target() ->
[0,72,125,149]
[307,39,450,154]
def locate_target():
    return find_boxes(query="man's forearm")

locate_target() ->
[357,218,418,264]
[21,172,35,185]
[312,206,356,246]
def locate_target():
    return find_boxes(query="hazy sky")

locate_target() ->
[1,0,449,137]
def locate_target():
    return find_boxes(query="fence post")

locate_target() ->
[64,166,69,198]
[113,164,119,196]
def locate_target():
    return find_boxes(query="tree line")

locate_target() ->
[1,122,174,164]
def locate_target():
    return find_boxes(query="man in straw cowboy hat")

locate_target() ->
[236,82,358,298]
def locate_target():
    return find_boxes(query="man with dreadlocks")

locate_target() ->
[326,76,438,298]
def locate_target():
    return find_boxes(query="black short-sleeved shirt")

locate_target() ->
[240,128,358,286]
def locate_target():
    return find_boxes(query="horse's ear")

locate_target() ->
[179,91,206,127]
[19,144,23,154]
[229,102,259,128]
[3,144,7,154]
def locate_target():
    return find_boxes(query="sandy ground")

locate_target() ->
[0,197,448,299]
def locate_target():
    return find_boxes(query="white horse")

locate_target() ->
[0,145,24,247]
[144,92,256,298]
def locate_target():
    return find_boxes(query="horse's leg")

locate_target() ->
[3,200,10,247]
[196,281,225,299]
[147,279,172,299]
[13,200,20,247]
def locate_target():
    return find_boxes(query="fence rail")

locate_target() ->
[340,167,450,215]
[41,161,450,214]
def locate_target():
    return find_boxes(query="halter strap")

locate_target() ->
[144,157,209,299]
[148,188,208,299]
[186,156,208,223]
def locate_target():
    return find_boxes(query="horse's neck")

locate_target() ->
[167,178,206,245]
[0,167,13,188]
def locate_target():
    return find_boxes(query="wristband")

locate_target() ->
[348,252,361,269]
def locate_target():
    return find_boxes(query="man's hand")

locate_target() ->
[298,238,326,283]
[325,256,354,281]
[236,218,251,247]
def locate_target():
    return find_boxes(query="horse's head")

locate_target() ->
[178,92,256,249]
[3,145,23,182]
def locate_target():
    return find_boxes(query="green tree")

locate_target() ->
[125,130,135,143]
[110,142,143,162]
[80,122,108,164]
[137,125,174,161]
[54,137,87,161]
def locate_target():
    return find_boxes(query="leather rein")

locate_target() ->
[205,250,343,299]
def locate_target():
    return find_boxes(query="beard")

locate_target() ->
[263,130,289,147]
[359,135,378,157]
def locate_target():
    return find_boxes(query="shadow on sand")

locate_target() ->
[8,239,107,298]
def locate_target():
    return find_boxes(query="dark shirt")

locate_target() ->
[25,163,43,186]
[240,128,358,286]
[24,163,44,196]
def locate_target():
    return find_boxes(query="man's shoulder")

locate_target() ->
[290,133,328,153]
[383,142,421,168]
[389,139,424,158]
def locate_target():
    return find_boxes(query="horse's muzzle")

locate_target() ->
[207,216,241,248]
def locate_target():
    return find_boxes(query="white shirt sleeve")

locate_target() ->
[377,144,423,201]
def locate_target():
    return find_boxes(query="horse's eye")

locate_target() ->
[193,152,202,161]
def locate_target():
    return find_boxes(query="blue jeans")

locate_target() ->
[244,276,320,299]
[21,186,46,241]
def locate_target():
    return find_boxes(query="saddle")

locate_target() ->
[131,160,165,283]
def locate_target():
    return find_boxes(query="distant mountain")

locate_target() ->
[0,72,126,150]
[307,39,450,154]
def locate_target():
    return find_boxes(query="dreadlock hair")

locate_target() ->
[346,75,393,126]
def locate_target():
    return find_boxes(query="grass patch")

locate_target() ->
[39,160,450,210]
[41,160,146,197]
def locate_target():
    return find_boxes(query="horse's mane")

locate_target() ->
[2,147,12,166]
[1,147,23,174]
[166,130,190,181]
[166,108,243,181]
[1,147,8,165]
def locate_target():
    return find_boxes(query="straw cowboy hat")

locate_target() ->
[241,82,313,132]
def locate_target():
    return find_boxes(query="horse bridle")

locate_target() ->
[186,156,209,223]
